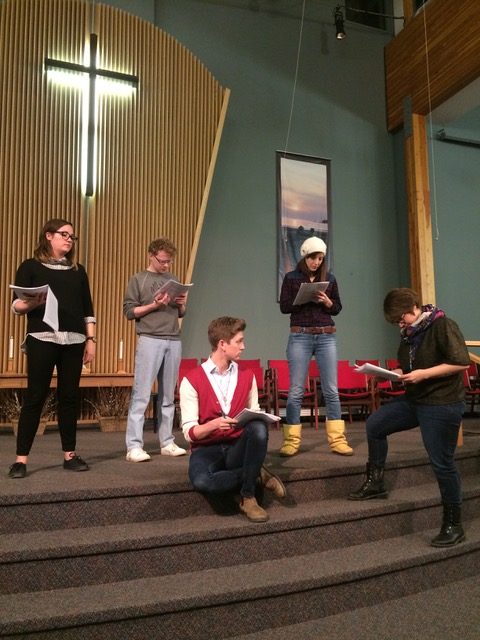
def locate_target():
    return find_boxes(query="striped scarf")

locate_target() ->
[401,304,445,368]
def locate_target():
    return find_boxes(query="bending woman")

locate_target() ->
[349,288,470,547]
[279,236,352,456]
[8,218,96,478]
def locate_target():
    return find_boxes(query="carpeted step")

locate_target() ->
[1,447,479,534]
[1,478,479,595]
[229,574,480,640]
[0,519,479,639]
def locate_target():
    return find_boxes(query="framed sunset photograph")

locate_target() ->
[276,152,331,298]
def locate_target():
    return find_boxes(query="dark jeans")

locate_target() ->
[16,336,85,456]
[366,398,465,505]
[188,420,268,498]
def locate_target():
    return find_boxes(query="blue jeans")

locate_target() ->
[366,398,465,505]
[126,335,181,450]
[188,421,268,498]
[286,332,341,423]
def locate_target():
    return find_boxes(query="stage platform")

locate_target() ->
[0,417,479,500]
[1,418,479,639]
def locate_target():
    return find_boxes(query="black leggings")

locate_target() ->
[16,336,84,456]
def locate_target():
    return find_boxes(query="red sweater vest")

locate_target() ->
[185,366,254,448]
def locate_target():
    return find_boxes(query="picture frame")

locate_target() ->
[276,151,331,298]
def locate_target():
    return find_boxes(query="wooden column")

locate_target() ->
[402,0,414,23]
[403,112,436,304]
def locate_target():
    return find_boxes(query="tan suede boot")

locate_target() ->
[325,419,353,455]
[239,497,268,522]
[279,424,302,456]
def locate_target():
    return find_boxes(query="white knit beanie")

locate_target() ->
[300,236,327,257]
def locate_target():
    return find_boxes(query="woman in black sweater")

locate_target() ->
[8,219,96,478]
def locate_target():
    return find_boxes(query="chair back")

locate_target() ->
[309,360,320,379]
[338,360,369,391]
[238,359,264,389]
[268,359,291,392]
[385,358,400,371]
[177,358,199,385]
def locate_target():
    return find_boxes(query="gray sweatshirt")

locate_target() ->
[123,270,182,339]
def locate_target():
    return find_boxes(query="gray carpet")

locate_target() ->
[0,418,479,638]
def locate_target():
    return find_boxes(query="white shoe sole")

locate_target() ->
[126,452,151,463]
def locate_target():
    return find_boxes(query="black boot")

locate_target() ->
[430,504,465,547]
[348,463,388,500]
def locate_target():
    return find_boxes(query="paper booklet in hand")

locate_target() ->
[9,284,59,331]
[233,409,281,427]
[353,362,401,381]
[293,281,329,306]
[155,279,193,299]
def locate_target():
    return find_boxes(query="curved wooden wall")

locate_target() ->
[0,0,230,376]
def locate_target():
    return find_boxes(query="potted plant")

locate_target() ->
[0,390,56,436]
[88,387,130,432]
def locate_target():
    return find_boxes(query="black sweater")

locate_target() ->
[14,259,94,335]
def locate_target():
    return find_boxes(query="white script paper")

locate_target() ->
[10,285,59,331]
[293,281,329,306]
[354,362,401,382]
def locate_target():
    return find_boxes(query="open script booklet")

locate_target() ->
[233,409,281,427]
[155,279,193,299]
[9,284,59,331]
[293,281,329,306]
[353,362,401,382]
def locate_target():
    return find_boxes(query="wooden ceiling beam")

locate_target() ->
[385,0,480,132]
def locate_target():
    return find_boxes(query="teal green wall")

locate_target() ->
[110,1,407,363]
[427,131,480,342]
[392,124,480,346]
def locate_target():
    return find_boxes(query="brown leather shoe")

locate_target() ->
[260,465,287,499]
[239,497,268,522]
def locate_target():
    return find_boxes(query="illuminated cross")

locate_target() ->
[45,33,138,197]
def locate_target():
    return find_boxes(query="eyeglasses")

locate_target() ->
[154,255,173,266]
[394,311,411,324]
[54,231,78,242]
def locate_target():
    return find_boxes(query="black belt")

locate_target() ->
[290,326,336,334]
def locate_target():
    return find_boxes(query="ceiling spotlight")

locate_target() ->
[334,5,346,40]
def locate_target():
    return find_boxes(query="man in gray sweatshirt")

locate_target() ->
[123,237,188,462]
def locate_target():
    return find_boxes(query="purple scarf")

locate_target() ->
[401,304,445,368]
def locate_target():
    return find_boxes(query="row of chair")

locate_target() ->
[168,358,480,428]
[170,358,408,428]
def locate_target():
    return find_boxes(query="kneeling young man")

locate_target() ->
[180,317,286,522]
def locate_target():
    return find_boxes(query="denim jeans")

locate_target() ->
[188,420,268,498]
[286,332,341,423]
[366,398,465,505]
[126,335,181,450]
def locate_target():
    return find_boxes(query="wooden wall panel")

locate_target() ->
[385,0,480,131]
[0,0,229,377]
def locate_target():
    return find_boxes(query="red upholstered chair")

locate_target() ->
[168,358,199,431]
[237,359,274,415]
[337,360,376,423]
[463,362,480,414]
[355,359,381,409]
[377,358,405,406]
[268,359,319,429]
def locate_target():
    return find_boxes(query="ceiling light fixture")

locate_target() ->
[334,5,346,40]
[333,4,405,40]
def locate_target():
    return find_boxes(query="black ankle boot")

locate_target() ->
[431,504,465,547]
[348,463,388,500]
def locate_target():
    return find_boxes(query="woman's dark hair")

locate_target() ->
[383,288,421,324]
[297,254,327,281]
[34,218,77,268]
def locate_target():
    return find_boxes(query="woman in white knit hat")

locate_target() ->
[278,236,352,456]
